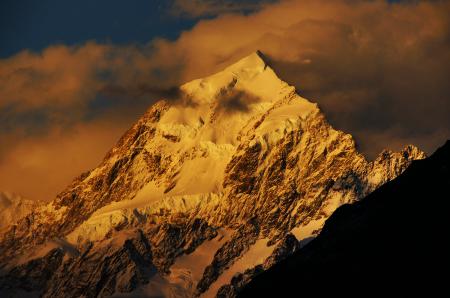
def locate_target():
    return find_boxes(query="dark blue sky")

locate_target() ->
[0,0,198,58]
[0,0,278,58]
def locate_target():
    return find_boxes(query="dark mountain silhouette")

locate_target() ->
[240,140,450,297]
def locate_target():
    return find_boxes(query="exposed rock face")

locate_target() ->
[196,221,260,295]
[0,52,425,297]
[216,233,301,298]
[42,230,155,298]
[0,248,64,295]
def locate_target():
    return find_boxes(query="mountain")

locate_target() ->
[0,192,42,230]
[0,51,425,298]
[240,140,450,297]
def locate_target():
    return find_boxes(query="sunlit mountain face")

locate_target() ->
[0,51,425,298]
[0,1,448,297]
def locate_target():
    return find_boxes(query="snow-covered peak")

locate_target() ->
[181,51,294,104]
[151,50,317,156]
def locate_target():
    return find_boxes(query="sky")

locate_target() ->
[0,0,449,201]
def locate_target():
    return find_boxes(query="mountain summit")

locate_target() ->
[226,50,268,70]
[0,52,425,298]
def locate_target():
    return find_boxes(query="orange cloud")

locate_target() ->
[0,42,184,112]
[0,118,127,201]
[0,43,105,110]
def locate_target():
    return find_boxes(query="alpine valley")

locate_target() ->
[0,52,426,297]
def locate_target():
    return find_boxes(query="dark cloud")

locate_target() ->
[215,89,261,113]
[99,84,185,103]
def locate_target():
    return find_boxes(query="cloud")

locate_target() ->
[0,42,186,112]
[215,89,261,113]
[1,43,106,111]
[0,0,449,200]
[0,119,126,201]
[99,85,183,102]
